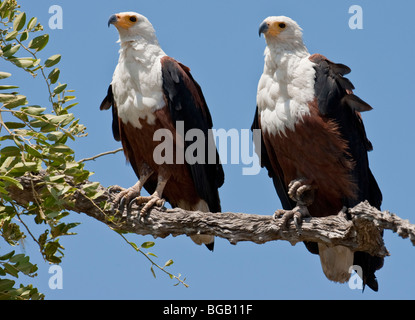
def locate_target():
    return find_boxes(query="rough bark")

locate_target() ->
[8,171,415,258]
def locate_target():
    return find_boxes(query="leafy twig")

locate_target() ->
[117,232,189,288]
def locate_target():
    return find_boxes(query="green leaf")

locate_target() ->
[1,94,27,109]
[29,118,47,128]
[0,0,11,12]
[3,263,19,278]
[141,241,155,249]
[50,143,73,154]
[24,145,42,158]
[9,253,25,263]
[27,17,37,30]
[45,174,65,182]
[0,85,18,90]
[53,83,67,95]
[0,176,23,190]
[0,72,12,79]
[51,222,80,238]
[47,113,74,126]
[19,30,28,41]
[63,102,78,111]
[13,12,26,31]
[2,44,20,58]
[0,146,21,157]
[0,251,15,261]
[89,189,105,200]
[150,266,156,279]
[0,157,16,172]
[82,182,100,190]
[44,54,61,68]
[10,161,42,175]
[8,57,36,69]
[46,256,62,264]
[0,93,16,103]
[48,68,60,84]
[3,122,25,129]
[21,106,46,115]
[129,242,139,251]
[164,259,174,268]
[44,241,60,257]
[1,44,11,56]
[5,30,18,41]
[46,131,64,141]
[0,279,15,292]
[28,34,49,52]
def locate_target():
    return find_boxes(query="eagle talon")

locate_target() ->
[112,182,143,215]
[136,195,166,217]
[108,185,125,194]
[273,205,311,231]
[288,178,315,206]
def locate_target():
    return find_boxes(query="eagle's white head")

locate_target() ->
[108,11,159,44]
[108,12,166,128]
[259,16,306,52]
[256,16,314,136]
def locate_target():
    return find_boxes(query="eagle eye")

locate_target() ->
[279,22,286,29]
[129,16,137,22]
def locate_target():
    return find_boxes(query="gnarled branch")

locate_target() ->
[8,171,415,258]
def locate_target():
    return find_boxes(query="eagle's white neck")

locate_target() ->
[257,42,316,136]
[111,39,167,129]
[119,38,166,63]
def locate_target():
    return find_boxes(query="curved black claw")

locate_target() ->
[112,184,142,216]
[120,195,166,217]
[136,195,165,217]
[274,205,311,232]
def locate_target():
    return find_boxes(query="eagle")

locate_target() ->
[252,16,383,291]
[100,12,224,251]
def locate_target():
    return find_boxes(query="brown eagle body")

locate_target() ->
[255,16,383,291]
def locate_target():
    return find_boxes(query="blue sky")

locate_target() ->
[4,0,415,299]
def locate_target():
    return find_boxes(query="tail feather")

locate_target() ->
[205,242,215,251]
[354,251,384,292]
[318,244,354,283]
[178,199,215,251]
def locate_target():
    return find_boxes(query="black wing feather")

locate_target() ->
[310,54,382,209]
[100,85,120,142]
[310,54,383,291]
[161,58,224,213]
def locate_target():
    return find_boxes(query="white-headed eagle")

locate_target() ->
[100,12,224,251]
[252,16,383,290]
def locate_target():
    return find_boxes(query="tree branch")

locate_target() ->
[8,171,415,258]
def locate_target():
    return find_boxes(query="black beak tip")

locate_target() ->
[258,22,269,37]
[108,14,117,27]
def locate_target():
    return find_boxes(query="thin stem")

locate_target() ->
[78,148,123,163]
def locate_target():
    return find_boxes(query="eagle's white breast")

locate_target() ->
[112,41,166,129]
[257,47,316,136]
